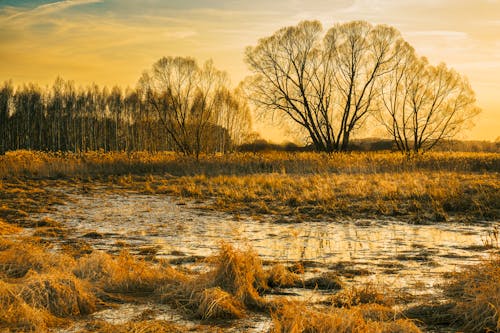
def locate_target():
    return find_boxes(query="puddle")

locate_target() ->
[35,186,499,329]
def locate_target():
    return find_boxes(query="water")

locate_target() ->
[36,185,498,330]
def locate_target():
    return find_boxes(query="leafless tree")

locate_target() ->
[213,85,253,151]
[377,44,481,153]
[245,20,403,152]
[139,56,231,159]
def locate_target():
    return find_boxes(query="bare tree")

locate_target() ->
[0,81,14,154]
[377,44,481,153]
[245,20,403,152]
[213,85,253,151]
[139,56,229,159]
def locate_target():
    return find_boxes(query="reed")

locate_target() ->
[444,255,500,332]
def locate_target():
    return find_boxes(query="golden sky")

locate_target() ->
[0,0,498,141]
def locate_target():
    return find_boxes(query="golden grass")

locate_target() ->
[196,287,245,319]
[330,283,395,308]
[0,150,498,179]
[82,320,188,333]
[74,250,185,294]
[19,271,97,317]
[266,264,301,288]
[0,239,73,279]
[0,152,498,331]
[0,236,436,332]
[270,301,421,333]
[202,243,268,308]
[0,279,54,332]
[152,171,499,222]
[0,218,21,235]
[0,151,498,222]
[444,255,500,332]
[160,243,267,319]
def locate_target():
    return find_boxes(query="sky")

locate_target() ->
[0,0,499,142]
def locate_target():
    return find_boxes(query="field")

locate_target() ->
[0,150,499,332]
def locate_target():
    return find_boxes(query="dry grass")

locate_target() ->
[444,255,500,332]
[153,171,499,222]
[19,271,97,317]
[0,151,498,331]
[74,250,185,294]
[0,239,73,279]
[0,279,54,332]
[160,243,268,320]
[0,150,498,179]
[330,283,395,308]
[266,264,302,288]
[195,287,245,319]
[81,320,188,333]
[202,243,268,308]
[270,301,421,333]
[0,218,21,235]
[1,151,498,223]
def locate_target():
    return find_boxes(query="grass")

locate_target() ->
[139,171,499,222]
[81,320,188,333]
[0,150,498,222]
[2,222,500,332]
[0,150,498,179]
[443,255,500,332]
[270,301,422,333]
[0,150,499,331]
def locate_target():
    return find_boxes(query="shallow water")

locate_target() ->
[37,186,498,330]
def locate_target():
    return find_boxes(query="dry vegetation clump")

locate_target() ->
[199,243,268,309]
[270,300,421,333]
[160,243,268,320]
[74,250,185,294]
[0,279,54,332]
[0,218,21,235]
[444,255,500,332]
[81,319,187,333]
[0,238,96,331]
[266,264,302,288]
[330,283,394,308]
[303,272,343,290]
[0,239,73,279]
[195,287,246,319]
[19,271,97,317]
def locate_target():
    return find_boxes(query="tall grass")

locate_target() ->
[444,255,500,332]
[1,150,497,221]
[147,171,498,222]
[0,150,498,178]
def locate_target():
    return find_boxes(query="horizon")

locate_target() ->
[0,0,499,142]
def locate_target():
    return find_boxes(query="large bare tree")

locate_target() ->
[377,44,481,153]
[244,20,403,152]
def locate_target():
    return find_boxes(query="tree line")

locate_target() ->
[0,20,481,155]
[0,62,252,156]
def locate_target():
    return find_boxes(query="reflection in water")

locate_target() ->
[42,190,497,291]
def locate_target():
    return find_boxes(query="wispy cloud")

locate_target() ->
[5,0,102,21]
[406,30,468,39]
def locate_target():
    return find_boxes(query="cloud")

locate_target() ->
[4,0,102,21]
[405,30,468,40]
